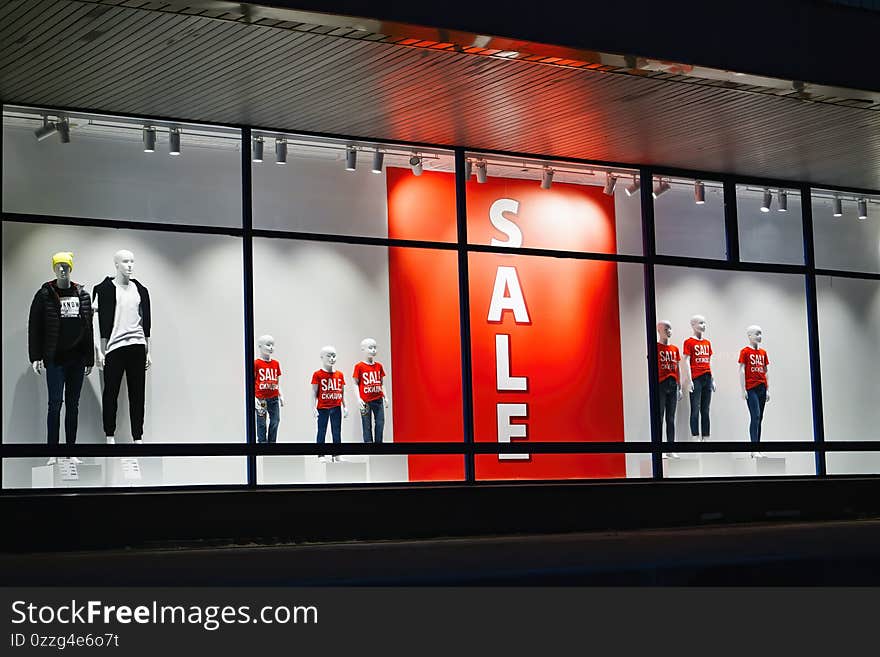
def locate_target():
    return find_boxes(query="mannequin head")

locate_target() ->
[746,325,763,346]
[360,338,378,363]
[257,335,276,360]
[690,314,707,337]
[51,251,74,288]
[113,249,135,281]
[656,320,672,342]
[319,345,337,371]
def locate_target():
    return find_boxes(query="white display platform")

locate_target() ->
[662,454,701,478]
[162,456,244,486]
[31,461,104,488]
[661,451,790,478]
[257,454,408,485]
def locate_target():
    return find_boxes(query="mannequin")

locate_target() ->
[656,320,682,459]
[93,250,151,445]
[681,314,715,441]
[352,338,389,444]
[28,252,94,465]
[311,345,348,462]
[254,335,284,443]
[738,325,770,458]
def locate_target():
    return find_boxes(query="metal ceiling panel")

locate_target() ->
[1,0,878,189]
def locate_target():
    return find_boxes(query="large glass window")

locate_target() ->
[737,184,804,265]
[812,189,880,273]
[2,106,242,228]
[654,176,726,260]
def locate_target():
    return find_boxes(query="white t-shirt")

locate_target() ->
[105,281,146,354]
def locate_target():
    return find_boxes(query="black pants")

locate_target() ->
[657,376,678,444]
[102,344,146,439]
[746,383,768,443]
[689,373,713,437]
[45,357,86,445]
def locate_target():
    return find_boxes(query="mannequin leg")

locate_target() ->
[124,345,147,441]
[360,403,373,443]
[373,400,385,444]
[756,384,767,441]
[62,360,86,445]
[329,406,342,444]
[746,387,761,443]
[316,409,329,443]
[700,375,712,437]
[256,404,267,443]
[101,349,125,439]
[689,379,702,437]
[45,360,64,446]
[666,383,677,443]
[266,397,280,443]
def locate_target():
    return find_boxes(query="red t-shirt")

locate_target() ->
[738,346,769,390]
[352,361,386,402]
[682,337,713,379]
[311,369,345,409]
[657,343,680,382]
[254,358,281,399]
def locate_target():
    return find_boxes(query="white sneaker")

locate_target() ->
[662,453,670,459]
[335,455,345,463]
[669,452,680,459]
[70,457,83,465]
[46,457,57,466]
[133,438,143,445]
[318,456,329,463]
[106,436,115,445]
[754,451,765,458]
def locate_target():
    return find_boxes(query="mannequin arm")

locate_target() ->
[278,382,284,406]
[255,396,265,413]
[676,362,683,400]
[765,367,770,403]
[97,338,108,369]
[682,355,693,393]
[739,363,747,399]
[342,388,349,418]
[144,338,151,370]
[353,377,366,410]
[382,379,389,408]
[31,360,43,374]
[311,383,319,417]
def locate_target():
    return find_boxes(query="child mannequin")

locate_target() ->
[352,338,389,443]
[656,320,682,459]
[311,345,348,462]
[254,335,283,443]
[738,325,770,458]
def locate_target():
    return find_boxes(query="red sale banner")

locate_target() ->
[387,167,626,481]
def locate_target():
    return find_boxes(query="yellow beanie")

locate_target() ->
[51,251,74,270]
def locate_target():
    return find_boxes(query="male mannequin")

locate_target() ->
[738,325,770,458]
[93,250,151,445]
[254,335,284,443]
[682,314,715,441]
[311,345,348,462]
[352,338,389,444]
[656,320,682,459]
[28,252,94,464]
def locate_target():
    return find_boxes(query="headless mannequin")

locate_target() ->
[681,314,715,441]
[311,346,348,462]
[254,335,284,443]
[739,325,770,458]
[354,337,389,444]
[97,250,151,445]
[657,320,682,459]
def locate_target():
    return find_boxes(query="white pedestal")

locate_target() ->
[663,455,701,478]
[162,456,244,486]
[755,456,787,476]
[325,458,368,484]
[257,456,307,485]
[31,461,104,488]
[31,465,54,489]
[700,453,757,477]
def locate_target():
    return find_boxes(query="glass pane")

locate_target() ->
[654,177,726,260]
[2,221,246,444]
[252,133,456,241]
[2,106,241,228]
[737,185,804,265]
[257,454,465,485]
[252,239,463,447]
[654,267,813,449]
[817,276,880,441]
[475,453,651,481]
[662,452,815,478]
[2,456,246,489]
[812,189,880,273]
[826,452,880,475]
[464,153,642,255]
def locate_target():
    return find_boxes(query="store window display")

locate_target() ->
[656,320,682,459]
[738,325,770,457]
[311,346,348,462]
[682,315,715,441]
[812,190,879,274]
[737,185,804,265]
[653,177,727,260]
[352,338,389,444]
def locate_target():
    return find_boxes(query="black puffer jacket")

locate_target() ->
[28,281,95,366]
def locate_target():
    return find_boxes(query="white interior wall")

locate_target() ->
[738,187,804,265]
[654,182,727,260]
[813,195,880,274]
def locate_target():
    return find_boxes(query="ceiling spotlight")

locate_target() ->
[34,116,58,141]
[778,189,788,212]
[694,180,705,204]
[603,173,617,196]
[169,128,181,156]
[652,179,671,199]
[475,160,488,184]
[143,126,156,153]
[833,195,843,217]
[275,138,287,165]
[57,118,70,144]
[371,149,384,174]
[345,147,357,171]
[760,188,772,212]
[541,167,554,190]
[858,198,868,220]
[465,160,473,179]
[624,176,640,196]
[409,154,423,176]
[252,136,264,163]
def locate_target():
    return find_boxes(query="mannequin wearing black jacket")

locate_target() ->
[28,252,94,454]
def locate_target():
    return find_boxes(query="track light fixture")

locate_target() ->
[143,126,156,153]
[57,117,70,144]
[603,173,617,196]
[694,180,705,205]
[541,167,554,190]
[465,160,473,180]
[371,149,384,174]
[409,154,423,176]
[624,176,640,197]
[777,189,787,212]
[833,195,843,217]
[34,116,58,141]
[652,179,671,199]
[858,198,868,220]
[275,138,287,165]
[760,188,772,213]
[169,128,181,156]
[252,136,263,163]
[345,147,357,171]
[475,160,488,184]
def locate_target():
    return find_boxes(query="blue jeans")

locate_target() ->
[689,373,713,437]
[256,396,280,443]
[316,406,342,453]
[746,384,768,443]
[45,357,86,445]
[360,398,385,443]
[657,376,678,444]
